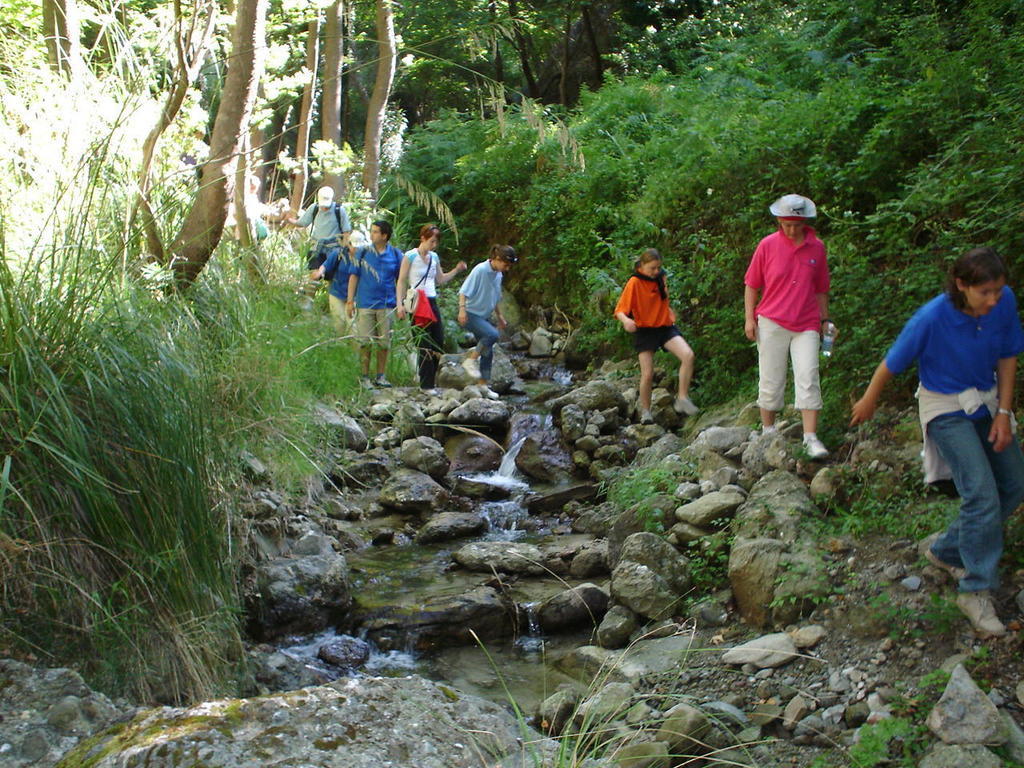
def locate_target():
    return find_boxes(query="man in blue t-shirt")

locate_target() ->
[347,221,402,387]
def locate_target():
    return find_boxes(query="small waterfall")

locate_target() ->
[498,436,528,477]
[514,602,544,656]
[479,499,527,540]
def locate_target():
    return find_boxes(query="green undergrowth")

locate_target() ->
[396,0,1024,425]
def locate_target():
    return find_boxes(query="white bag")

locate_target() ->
[402,288,419,314]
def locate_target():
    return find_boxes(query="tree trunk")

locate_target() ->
[169,0,267,288]
[42,0,80,78]
[581,3,603,89]
[559,11,571,107]
[321,0,344,195]
[490,0,504,84]
[290,13,320,215]
[361,0,396,204]
[506,0,539,99]
[132,0,216,263]
[234,133,253,249]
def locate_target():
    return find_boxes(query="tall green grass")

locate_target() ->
[0,208,245,701]
[0,184,408,701]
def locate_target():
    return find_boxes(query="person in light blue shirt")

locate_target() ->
[346,221,402,387]
[293,186,353,292]
[458,245,517,396]
[851,247,1024,638]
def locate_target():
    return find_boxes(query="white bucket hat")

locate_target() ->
[769,194,816,218]
[316,186,335,206]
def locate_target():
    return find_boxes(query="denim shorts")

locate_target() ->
[633,325,681,352]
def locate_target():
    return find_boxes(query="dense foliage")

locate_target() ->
[396,0,1024,442]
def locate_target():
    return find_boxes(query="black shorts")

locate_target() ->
[633,325,681,352]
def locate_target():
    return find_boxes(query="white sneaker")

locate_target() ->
[462,356,481,380]
[481,386,500,400]
[640,409,654,425]
[956,591,1007,638]
[802,434,829,460]
[673,397,699,416]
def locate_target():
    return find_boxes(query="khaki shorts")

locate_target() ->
[328,294,353,337]
[356,308,393,347]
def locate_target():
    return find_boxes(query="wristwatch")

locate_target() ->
[998,407,1013,416]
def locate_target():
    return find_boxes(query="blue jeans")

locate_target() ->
[464,312,499,381]
[927,412,1024,592]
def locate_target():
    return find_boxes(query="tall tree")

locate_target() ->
[132,0,216,263]
[290,12,321,215]
[506,0,540,99]
[41,0,80,77]
[321,0,344,195]
[362,0,396,203]
[169,0,268,288]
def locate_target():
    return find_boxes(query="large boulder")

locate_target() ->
[610,532,691,620]
[436,348,516,393]
[448,398,511,428]
[535,583,610,632]
[515,430,575,484]
[445,433,502,473]
[249,548,352,639]
[741,431,795,477]
[528,327,554,357]
[728,471,827,627]
[927,664,1008,746]
[0,659,134,768]
[674,489,745,528]
[452,541,546,575]
[548,380,628,417]
[607,494,678,565]
[691,426,752,455]
[356,586,514,650]
[58,676,550,768]
[378,468,450,513]
[400,436,450,480]
[313,402,368,451]
[415,511,487,544]
[392,401,428,440]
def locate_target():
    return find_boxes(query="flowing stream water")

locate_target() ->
[280,387,595,714]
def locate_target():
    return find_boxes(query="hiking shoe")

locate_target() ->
[956,591,1007,638]
[374,374,392,388]
[924,547,966,583]
[359,375,374,390]
[673,397,699,416]
[640,409,654,425]
[802,434,829,460]
[462,355,481,380]
[481,386,500,400]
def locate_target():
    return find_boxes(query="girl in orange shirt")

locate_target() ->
[614,249,698,423]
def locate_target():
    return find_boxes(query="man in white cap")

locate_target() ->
[289,185,353,326]
[743,193,834,460]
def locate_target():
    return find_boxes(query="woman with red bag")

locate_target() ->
[396,224,467,390]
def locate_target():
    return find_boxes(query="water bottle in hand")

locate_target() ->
[821,321,836,357]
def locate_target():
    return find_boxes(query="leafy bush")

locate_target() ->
[396,0,1024,419]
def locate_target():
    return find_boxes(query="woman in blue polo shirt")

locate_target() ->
[850,247,1024,638]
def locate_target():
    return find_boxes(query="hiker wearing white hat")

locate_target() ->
[289,185,354,331]
[743,194,833,460]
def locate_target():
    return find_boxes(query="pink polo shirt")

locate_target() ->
[744,227,829,332]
